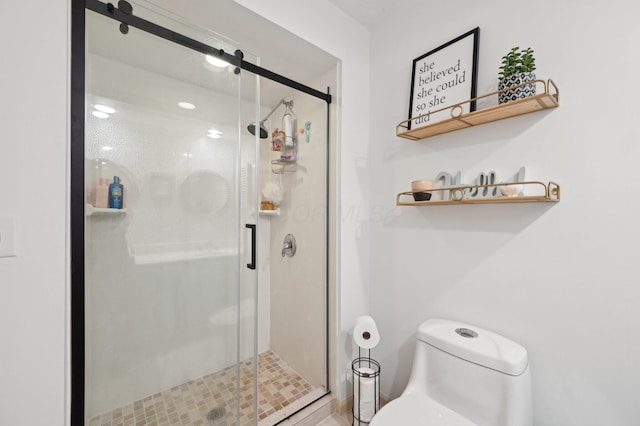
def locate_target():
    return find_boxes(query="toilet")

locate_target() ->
[370,318,532,426]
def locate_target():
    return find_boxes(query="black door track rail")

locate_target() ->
[85,0,332,104]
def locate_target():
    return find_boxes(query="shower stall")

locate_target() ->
[71,1,333,424]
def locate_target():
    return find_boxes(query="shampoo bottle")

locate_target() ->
[95,177,109,208]
[109,176,124,209]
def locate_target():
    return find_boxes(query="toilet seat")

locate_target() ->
[369,393,476,426]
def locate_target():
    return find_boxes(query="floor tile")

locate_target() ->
[89,351,316,425]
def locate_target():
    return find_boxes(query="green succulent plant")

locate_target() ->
[499,47,536,80]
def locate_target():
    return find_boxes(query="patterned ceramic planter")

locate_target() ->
[498,72,536,104]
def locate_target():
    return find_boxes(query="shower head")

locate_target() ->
[247,121,269,139]
[247,98,290,140]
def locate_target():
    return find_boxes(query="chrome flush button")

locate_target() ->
[455,328,478,338]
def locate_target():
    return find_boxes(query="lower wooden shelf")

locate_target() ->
[396,181,560,206]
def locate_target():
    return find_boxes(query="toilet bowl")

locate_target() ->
[371,393,475,425]
[370,319,532,426]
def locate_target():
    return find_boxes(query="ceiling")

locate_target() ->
[326,0,400,29]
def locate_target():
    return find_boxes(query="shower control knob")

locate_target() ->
[282,234,296,257]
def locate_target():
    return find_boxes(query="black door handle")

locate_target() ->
[246,224,256,270]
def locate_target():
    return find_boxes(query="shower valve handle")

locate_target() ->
[282,234,296,257]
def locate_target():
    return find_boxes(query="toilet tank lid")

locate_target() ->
[417,319,529,376]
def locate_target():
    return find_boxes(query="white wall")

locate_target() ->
[369,0,640,425]
[0,1,69,426]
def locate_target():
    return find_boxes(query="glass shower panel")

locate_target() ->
[84,5,257,425]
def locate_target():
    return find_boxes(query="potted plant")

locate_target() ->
[498,46,536,104]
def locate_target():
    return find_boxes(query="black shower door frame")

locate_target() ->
[70,0,332,423]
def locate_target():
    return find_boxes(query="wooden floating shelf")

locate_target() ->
[396,181,560,206]
[397,79,559,141]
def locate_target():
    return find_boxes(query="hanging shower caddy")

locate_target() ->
[270,100,298,174]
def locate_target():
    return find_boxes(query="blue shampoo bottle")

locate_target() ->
[109,176,124,209]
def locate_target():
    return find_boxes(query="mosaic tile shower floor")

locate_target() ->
[89,350,316,426]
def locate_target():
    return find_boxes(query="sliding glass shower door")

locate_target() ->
[83,4,258,425]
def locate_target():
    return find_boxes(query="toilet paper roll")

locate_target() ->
[353,315,380,349]
[354,367,377,422]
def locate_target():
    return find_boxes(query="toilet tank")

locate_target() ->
[403,319,532,426]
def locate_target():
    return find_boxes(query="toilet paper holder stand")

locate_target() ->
[352,348,380,425]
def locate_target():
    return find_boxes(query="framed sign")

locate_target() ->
[408,28,479,130]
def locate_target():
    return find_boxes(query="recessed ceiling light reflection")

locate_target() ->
[92,111,110,119]
[102,146,113,151]
[178,102,196,110]
[207,129,223,139]
[94,104,116,114]
[205,55,230,68]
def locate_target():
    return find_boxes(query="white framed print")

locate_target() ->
[408,28,479,130]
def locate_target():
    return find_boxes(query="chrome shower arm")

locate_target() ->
[260,98,287,124]
[260,98,285,124]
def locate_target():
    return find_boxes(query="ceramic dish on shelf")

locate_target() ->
[412,191,432,201]
[411,180,433,201]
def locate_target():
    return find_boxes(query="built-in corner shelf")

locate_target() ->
[396,181,560,206]
[86,204,127,216]
[259,208,281,216]
[396,79,559,141]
